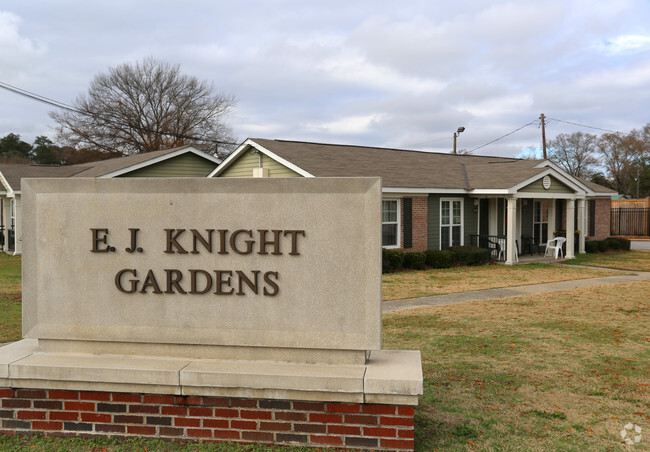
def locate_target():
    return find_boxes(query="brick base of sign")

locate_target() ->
[0,388,415,451]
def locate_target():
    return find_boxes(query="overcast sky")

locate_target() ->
[1,0,649,157]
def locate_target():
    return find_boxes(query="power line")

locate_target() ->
[0,81,238,147]
[546,117,622,134]
[0,81,81,114]
[402,136,450,148]
[467,120,538,153]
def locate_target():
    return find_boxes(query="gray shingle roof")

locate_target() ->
[68,146,195,178]
[0,164,87,191]
[0,145,207,192]
[249,139,548,190]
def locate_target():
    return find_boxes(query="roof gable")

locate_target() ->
[71,145,220,178]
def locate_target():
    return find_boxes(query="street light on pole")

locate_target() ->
[453,127,465,154]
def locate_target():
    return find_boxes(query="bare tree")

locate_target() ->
[50,58,237,157]
[547,132,599,178]
[598,126,649,196]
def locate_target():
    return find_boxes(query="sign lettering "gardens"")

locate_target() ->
[91,228,306,297]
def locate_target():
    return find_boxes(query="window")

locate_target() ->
[533,200,549,244]
[382,199,400,248]
[440,198,463,249]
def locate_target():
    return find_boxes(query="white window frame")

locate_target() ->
[382,198,400,249]
[440,197,464,249]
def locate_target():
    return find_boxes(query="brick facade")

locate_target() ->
[590,198,611,240]
[0,388,415,451]
[399,196,428,252]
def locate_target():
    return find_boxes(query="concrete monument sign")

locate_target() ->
[0,177,421,450]
[22,178,381,353]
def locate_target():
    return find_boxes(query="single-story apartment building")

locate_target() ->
[0,145,220,255]
[209,138,616,265]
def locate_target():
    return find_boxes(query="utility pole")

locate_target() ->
[540,113,547,159]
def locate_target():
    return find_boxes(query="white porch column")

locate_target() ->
[577,199,586,254]
[566,199,575,259]
[506,197,518,265]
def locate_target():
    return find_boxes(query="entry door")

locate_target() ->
[441,199,463,249]
[533,200,549,245]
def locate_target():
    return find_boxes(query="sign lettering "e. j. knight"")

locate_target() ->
[91,227,306,297]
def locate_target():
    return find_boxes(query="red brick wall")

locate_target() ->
[398,196,428,252]
[591,198,611,240]
[0,388,415,451]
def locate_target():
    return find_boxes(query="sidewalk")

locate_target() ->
[382,266,650,313]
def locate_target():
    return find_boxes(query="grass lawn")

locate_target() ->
[384,280,650,450]
[382,261,622,301]
[1,252,649,450]
[569,249,650,272]
[0,255,21,342]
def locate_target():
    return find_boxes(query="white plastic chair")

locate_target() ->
[544,237,566,259]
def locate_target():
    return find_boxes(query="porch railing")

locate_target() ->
[7,227,14,252]
[468,234,507,261]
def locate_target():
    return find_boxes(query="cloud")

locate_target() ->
[305,113,386,135]
[0,11,47,80]
[601,34,650,54]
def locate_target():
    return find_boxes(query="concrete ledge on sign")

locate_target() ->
[8,349,188,395]
[0,339,39,383]
[363,350,423,406]
[0,340,423,406]
[181,359,366,402]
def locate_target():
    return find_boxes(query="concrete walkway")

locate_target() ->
[382,266,650,313]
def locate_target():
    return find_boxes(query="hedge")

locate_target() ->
[425,250,453,269]
[585,237,631,254]
[382,249,404,273]
[382,247,491,273]
[403,252,426,270]
[448,246,491,267]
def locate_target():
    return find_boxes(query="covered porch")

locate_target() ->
[470,195,587,265]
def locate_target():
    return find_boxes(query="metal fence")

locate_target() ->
[610,207,650,237]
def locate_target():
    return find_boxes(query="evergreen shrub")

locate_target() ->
[403,252,426,270]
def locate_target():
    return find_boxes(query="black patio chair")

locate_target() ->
[521,234,541,255]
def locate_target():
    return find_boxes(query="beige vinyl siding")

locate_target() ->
[519,175,573,194]
[119,153,218,178]
[219,149,301,178]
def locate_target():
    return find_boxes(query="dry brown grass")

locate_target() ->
[384,280,650,450]
[382,263,620,301]
[571,249,650,272]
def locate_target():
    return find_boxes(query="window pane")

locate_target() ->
[382,200,397,222]
[452,201,461,225]
[441,202,450,225]
[441,226,450,249]
[541,201,549,222]
[382,224,397,247]
[452,225,461,247]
